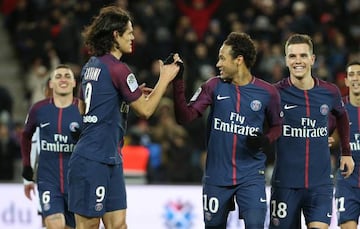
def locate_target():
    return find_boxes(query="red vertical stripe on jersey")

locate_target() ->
[232,87,241,185]
[58,108,64,194]
[304,91,310,188]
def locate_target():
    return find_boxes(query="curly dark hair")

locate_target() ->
[82,6,132,56]
[223,32,257,69]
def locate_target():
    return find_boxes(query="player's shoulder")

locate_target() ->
[100,54,131,72]
[85,54,132,78]
[273,77,290,90]
[316,77,336,88]
[30,98,53,111]
[254,76,273,87]
[253,76,279,93]
[203,76,224,89]
[316,77,340,94]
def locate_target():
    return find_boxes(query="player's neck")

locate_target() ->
[290,75,314,90]
[232,71,252,86]
[53,94,74,108]
[110,49,122,60]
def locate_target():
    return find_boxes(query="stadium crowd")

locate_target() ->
[0,0,359,184]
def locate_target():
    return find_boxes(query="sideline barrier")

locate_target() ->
[0,183,358,228]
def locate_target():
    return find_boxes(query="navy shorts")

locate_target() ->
[270,185,333,229]
[203,180,267,227]
[335,181,360,225]
[37,182,75,228]
[68,154,127,217]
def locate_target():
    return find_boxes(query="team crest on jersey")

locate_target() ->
[126,73,138,92]
[250,100,262,111]
[320,104,329,115]
[190,87,202,102]
[69,122,80,132]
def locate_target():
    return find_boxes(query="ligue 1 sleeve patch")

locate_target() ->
[126,73,138,92]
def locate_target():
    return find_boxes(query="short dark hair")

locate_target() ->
[346,61,360,70]
[51,64,74,79]
[223,32,257,69]
[54,64,72,70]
[285,34,313,55]
[82,6,132,56]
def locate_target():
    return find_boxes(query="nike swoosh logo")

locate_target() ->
[284,104,298,110]
[326,213,332,218]
[260,198,267,203]
[40,122,50,128]
[217,95,230,100]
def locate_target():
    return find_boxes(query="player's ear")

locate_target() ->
[71,76,76,88]
[236,55,243,66]
[113,30,119,38]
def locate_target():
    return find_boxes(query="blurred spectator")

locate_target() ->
[175,0,222,41]
[165,125,202,183]
[0,111,20,181]
[0,85,13,116]
[289,1,316,35]
[25,57,50,105]
[335,72,348,97]
[150,97,202,183]
[52,13,81,64]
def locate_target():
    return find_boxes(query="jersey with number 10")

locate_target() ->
[74,54,142,164]
[173,76,282,186]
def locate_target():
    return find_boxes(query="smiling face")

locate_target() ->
[285,43,315,80]
[49,67,76,96]
[216,44,239,81]
[346,64,360,95]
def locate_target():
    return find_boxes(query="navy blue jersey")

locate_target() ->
[272,77,347,188]
[174,76,282,186]
[74,54,142,164]
[336,99,360,188]
[21,98,82,192]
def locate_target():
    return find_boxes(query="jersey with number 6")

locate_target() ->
[74,54,142,164]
